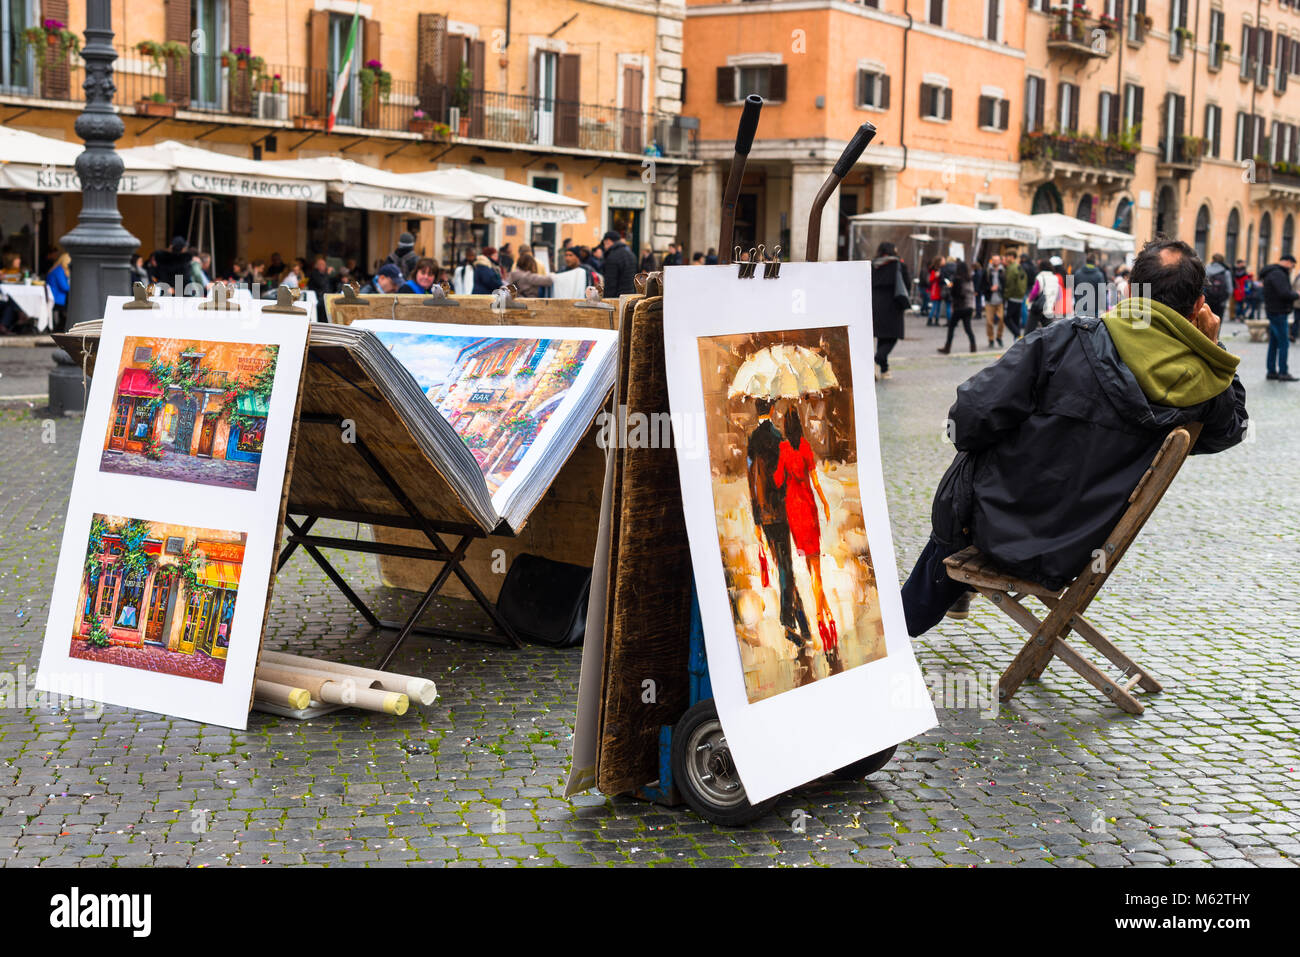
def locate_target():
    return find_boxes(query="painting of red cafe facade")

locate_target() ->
[72,514,245,683]
[100,337,276,492]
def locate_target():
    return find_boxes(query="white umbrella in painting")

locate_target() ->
[728,343,839,400]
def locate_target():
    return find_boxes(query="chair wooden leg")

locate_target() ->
[990,590,1061,703]
[1050,636,1145,715]
[1054,608,1162,694]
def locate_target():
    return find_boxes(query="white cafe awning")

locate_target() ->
[0,127,172,195]
[260,156,474,219]
[1030,213,1136,253]
[403,168,588,224]
[851,203,1040,246]
[117,140,327,203]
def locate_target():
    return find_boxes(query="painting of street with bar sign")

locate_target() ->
[697,326,886,703]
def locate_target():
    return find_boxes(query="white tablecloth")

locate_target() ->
[550,268,591,300]
[0,283,52,332]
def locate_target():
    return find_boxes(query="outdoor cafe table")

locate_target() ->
[0,283,52,332]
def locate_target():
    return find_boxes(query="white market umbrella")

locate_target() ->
[0,126,172,195]
[1030,213,1136,253]
[728,344,839,400]
[403,167,588,224]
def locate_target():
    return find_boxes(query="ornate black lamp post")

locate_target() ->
[51,0,139,413]
[59,0,138,326]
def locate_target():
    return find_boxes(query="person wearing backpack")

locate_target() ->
[1205,253,1232,319]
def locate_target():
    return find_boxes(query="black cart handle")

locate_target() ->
[832,122,877,179]
[735,95,764,155]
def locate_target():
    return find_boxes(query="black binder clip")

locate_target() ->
[737,246,759,279]
[123,281,158,310]
[423,282,459,307]
[263,285,308,315]
[763,245,782,280]
[198,283,240,310]
[574,285,614,312]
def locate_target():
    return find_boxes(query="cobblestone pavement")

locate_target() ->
[0,319,1296,868]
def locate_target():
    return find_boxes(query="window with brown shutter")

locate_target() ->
[38,0,71,99]
[555,53,581,148]
[468,40,486,137]
[307,10,329,116]
[164,0,191,104]
[417,13,450,118]
[229,0,251,114]
[621,66,644,154]
[362,19,382,127]
[716,66,733,103]
[767,64,787,102]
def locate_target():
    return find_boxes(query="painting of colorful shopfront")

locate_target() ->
[99,337,279,491]
[70,513,245,683]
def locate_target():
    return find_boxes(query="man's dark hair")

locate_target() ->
[1129,237,1205,317]
[755,397,773,415]
[876,241,898,258]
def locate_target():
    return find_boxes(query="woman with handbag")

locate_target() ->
[871,242,912,380]
[937,260,978,354]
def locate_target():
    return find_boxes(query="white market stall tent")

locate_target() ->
[0,127,172,195]
[1030,213,1136,254]
[404,167,588,224]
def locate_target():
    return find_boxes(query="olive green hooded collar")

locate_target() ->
[1100,298,1239,407]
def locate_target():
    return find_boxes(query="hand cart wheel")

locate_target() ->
[670,698,778,826]
[830,744,897,780]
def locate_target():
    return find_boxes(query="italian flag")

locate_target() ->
[327,4,361,131]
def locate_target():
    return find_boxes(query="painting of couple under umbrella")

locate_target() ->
[697,326,887,703]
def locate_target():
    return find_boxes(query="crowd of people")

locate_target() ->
[879,243,1300,381]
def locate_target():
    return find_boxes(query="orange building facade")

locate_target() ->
[0,0,694,275]
[683,0,1300,265]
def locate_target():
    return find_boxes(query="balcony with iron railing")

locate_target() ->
[1156,134,1205,175]
[0,33,696,160]
[1048,8,1119,59]
[1020,131,1137,175]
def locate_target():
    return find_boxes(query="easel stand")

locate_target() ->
[277,412,523,668]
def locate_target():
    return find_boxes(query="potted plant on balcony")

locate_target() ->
[359,59,392,109]
[453,64,473,137]
[1175,27,1194,42]
[221,47,265,92]
[408,108,434,136]
[135,39,189,73]
[1181,135,1207,163]
[431,121,452,144]
[135,91,177,118]
[23,18,80,74]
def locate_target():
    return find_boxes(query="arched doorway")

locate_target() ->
[1032,183,1064,215]
[1112,196,1134,233]
[1258,212,1272,271]
[1225,208,1241,264]
[1076,193,1096,223]
[1284,215,1296,259]
[1155,186,1178,238]
[1194,205,1211,260]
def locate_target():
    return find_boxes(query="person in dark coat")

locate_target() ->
[1071,253,1109,320]
[149,236,193,291]
[870,241,911,379]
[1257,254,1299,380]
[747,397,811,649]
[472,247,505,295]
[387,232,419,278]
[902,238,1248,635]
[599,230,638,297]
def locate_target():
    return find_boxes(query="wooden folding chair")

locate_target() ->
[943,423,1203,715]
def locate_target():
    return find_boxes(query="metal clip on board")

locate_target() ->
[198,283,240,310]
[264,285,309,315]
[423,282,459,307]
[491,284,527,316]
[123,281,158,310]
[338,282,369,306]
[573,284,614,312]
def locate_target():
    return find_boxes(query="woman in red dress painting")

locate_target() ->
[773,407,839,664]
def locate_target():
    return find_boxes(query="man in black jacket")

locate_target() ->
[1257,254,1298,381]
[1071,253,1109,320]
[902,239,1249,636]
[599,230,638,297]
